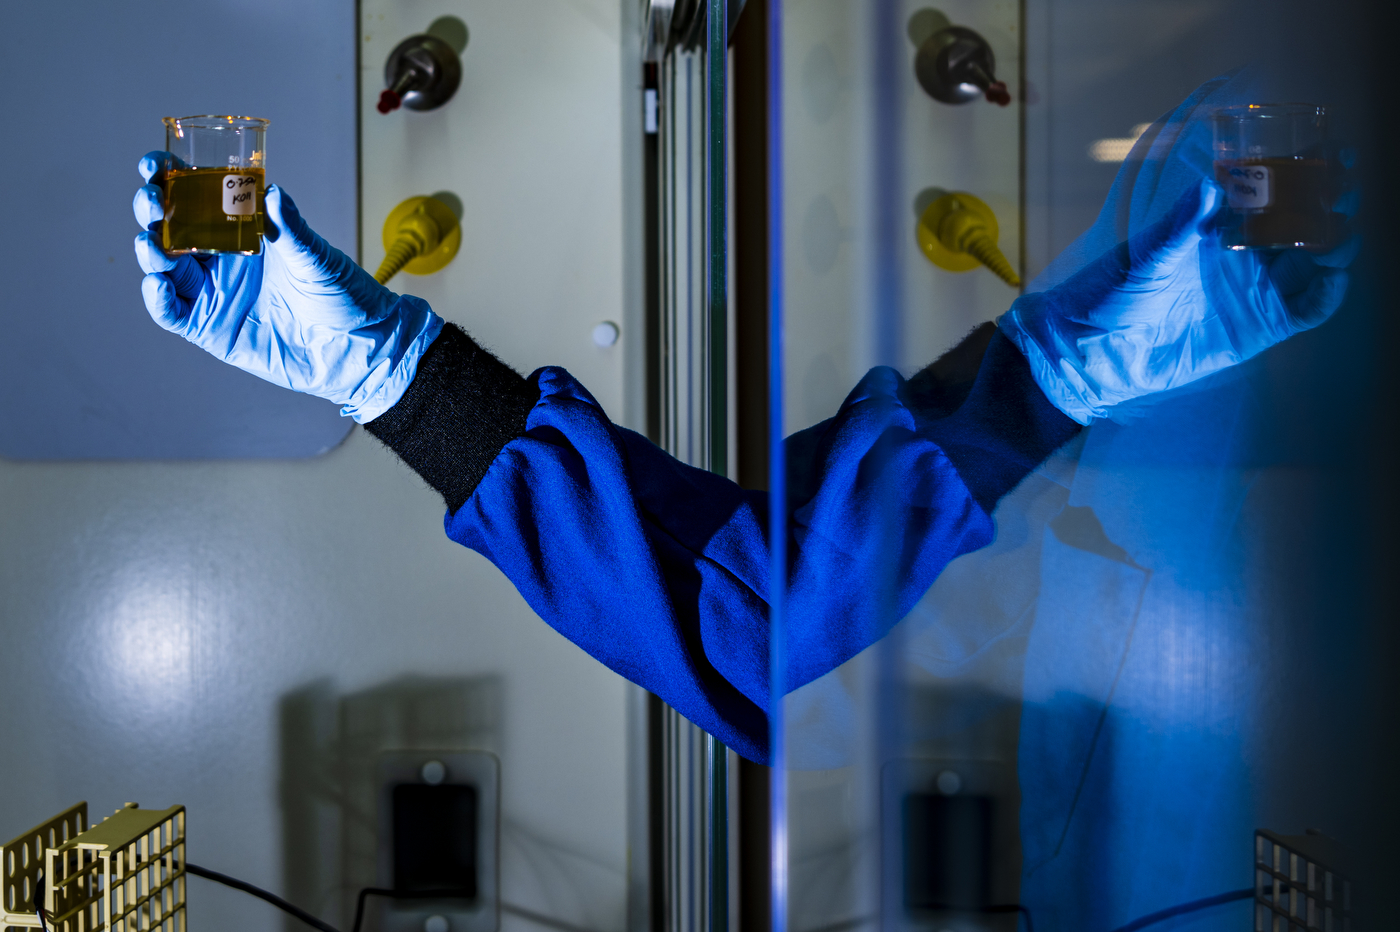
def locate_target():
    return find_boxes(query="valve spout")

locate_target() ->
[378,64,423,113]
[962,231,1020,286]
[375,206,441,284]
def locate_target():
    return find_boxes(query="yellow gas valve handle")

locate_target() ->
[375,195,462,285]
[916,192,1020,287]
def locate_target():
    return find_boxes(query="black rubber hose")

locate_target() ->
[184,862,340,932]
[1108,887,1253,932]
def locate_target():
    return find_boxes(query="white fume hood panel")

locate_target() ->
[359,0,641,429]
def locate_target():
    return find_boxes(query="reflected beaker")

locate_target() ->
[1212,104,1334,251]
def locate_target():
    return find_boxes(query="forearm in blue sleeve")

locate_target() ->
[367,323,1079,763]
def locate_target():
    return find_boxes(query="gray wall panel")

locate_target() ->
[0,0,357,458]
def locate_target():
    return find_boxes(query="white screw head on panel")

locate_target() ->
[424,915,450,932]
[421,760,448,785]
[935,770,962,796]
[592,321,620,347]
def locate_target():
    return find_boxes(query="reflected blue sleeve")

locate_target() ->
[445,329,1079,763]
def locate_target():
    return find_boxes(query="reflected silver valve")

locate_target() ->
[911,12,1010,107]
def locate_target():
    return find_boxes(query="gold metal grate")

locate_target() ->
[45,804,185,932]
[2,803,88,932]
[1255,829,1351,932]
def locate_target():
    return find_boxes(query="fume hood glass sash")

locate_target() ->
[769,2,923,931]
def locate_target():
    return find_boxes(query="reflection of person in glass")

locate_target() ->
[130,110,1354,766]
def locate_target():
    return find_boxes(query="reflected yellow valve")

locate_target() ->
[375,195,462,285]
[916,192,1020,287]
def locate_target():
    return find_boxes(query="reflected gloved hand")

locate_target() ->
[998,177,1358,424]
[132,151,442,423]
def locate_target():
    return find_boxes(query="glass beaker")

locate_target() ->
[1211,104,1333,251]
[161,115,269,256]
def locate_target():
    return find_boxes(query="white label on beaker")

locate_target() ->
[223,175,259,215]
[1224,164,1271,209]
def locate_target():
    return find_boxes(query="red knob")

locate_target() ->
[985,81,1011,107]
[377,89,403,114]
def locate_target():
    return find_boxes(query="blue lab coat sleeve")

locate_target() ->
[366,322,1079,763]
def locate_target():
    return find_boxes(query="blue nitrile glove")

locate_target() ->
[998,178,1358,424]
[132,151,442,423]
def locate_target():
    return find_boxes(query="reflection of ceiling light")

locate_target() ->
[1089,123,1154,163]
[97,564,198,727]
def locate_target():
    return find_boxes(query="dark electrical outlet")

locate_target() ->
[903,792,994,910]
[375,751,499,932]
[392,783,480,897]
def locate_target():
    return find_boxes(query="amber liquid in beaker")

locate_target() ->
[1214,158,1332,251]
[161,166,266,255]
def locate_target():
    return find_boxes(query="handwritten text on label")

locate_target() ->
[1224,165,1272,210]
[223,174,259,216]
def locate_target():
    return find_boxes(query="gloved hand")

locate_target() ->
[998,177,1358,424]
[132,151,443,423]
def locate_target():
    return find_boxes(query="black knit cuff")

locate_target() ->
[901,324,1082,512]
[899,322,1000,419]
[364,323,539,513]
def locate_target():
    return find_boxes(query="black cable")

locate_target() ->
[500,901,604,932]
[352,888,600,932]
[353,888,498,932]
[807,904,1033,932]
[352,887,398,932]
[920,903,1034,932]
[171,856,1239,932]
[183,862,339,932]
[987,903,1035,932]
[184,865,596,932]
[352,888,476,932]
[33,869,49,932]
[1107,887,1253,932]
